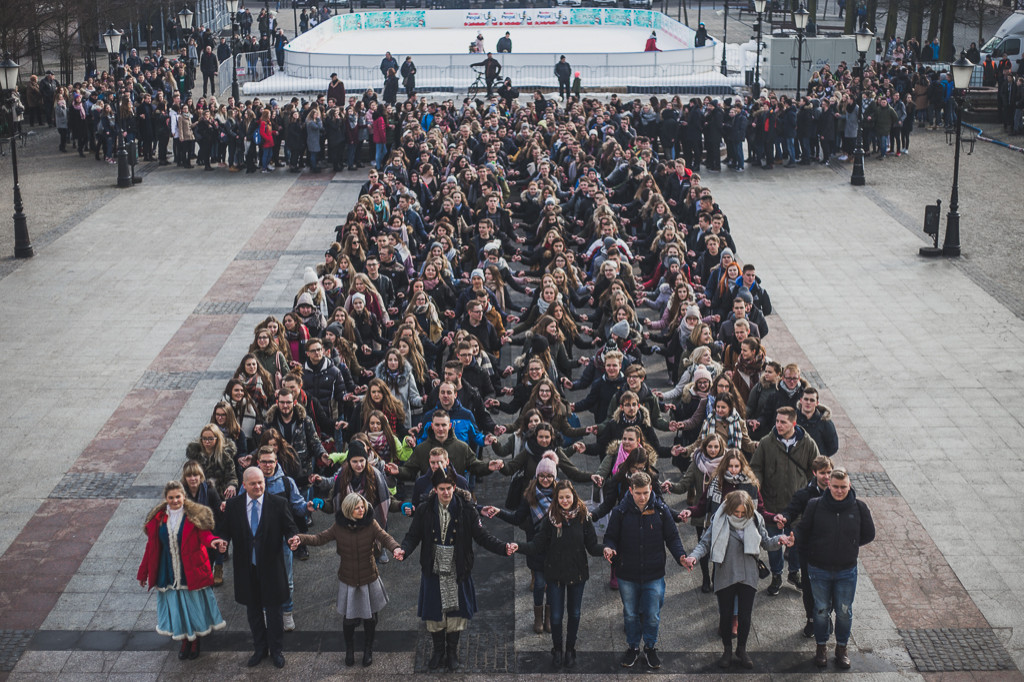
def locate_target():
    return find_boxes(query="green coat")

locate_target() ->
[749,427,820,513]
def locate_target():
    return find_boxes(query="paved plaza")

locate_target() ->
[0,119,1022,681]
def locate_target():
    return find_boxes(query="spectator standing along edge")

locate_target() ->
[555,56,572,101]
[796,468,875,670]
[602,471,688,670]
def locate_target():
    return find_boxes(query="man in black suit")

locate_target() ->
[216,467,300,668]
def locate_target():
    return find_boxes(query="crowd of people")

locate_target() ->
[13,38,1019,182]
[132,81,880,674]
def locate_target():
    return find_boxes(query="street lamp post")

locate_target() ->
[942,53,975,257]
[226,0,241,102]
[752,0,766,98]
[103,25,132,189]
[850,25,872,186]
[792,4,809,99]
[0,54,33,258]
[720,0,729,76]
[177,6,193,55]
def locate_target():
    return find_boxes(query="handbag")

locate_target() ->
[756,558,770,580]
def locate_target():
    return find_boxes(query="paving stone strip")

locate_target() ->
[0,176,329,649]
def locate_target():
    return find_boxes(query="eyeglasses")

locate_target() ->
[258,459,277,465]
[307,347,323,353]
[537,474,555,480]
[200,436,216,442]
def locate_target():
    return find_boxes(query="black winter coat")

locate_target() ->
[216,493,299,606]
[796,489,874,571]
[604,494,686,583]
[521,515,604,585]
[400,489,507,581]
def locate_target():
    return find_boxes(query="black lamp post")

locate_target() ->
[720,0,729,76]
[1,54,33,258]
[850,25,872,187]
[226,0,241,102]
[792,4,809,99]
[178,6,195,41]
[103,25,132,189]
[752,0,766,98]
[942,53,976,257]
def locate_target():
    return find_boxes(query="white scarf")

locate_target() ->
[709,507,763,565]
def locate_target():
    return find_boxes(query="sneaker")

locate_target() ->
[282,611,295,632]
[895,151,902,157]
[787,571,801,589]
[643,647,661,669]
[767,574,783,596]
[620,647,640,668]
[837,154,849,161]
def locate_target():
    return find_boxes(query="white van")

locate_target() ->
[981,10,1024,65]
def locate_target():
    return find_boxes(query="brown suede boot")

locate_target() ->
[213,564,223,586]
[814,644,828,667]
[533,606,544,634]
[834,644,851,669]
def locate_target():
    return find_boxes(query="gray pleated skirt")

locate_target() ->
[337,577,389,620]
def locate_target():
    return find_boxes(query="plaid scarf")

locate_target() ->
[699,411,744,449]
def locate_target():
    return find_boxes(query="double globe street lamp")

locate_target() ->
[0,54,34,258]
[850,25,873,186]
[939,53,976,257]
[102,24,133,189]
[226,0,242,102]
[751,0,766,99]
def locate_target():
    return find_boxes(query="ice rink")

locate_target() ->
[300,24,685,55]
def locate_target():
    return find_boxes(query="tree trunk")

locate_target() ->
[844,1,856,33]
[939,0,956,61]
[883,0,898,42]
[927,0,942,42]
[905,0,923,41]
[866,0,879,31]
[978,0,985,45]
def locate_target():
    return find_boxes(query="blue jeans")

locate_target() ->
[878,135,890,156]
[375,142,387,169]
[617,577,665,649]
[808,564,857,646]
[532,569,547,607]
[730,141,744,169]
[282,537,294,612]
[260,147,272,170]
[784,137,796,162]
[547,581,586,649]
[766,524,797,575]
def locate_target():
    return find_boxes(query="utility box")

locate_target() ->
[764,34,874,92]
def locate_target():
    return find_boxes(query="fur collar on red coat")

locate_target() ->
[138,499,216,591]
[144,498,215,531]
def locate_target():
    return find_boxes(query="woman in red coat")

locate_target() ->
[645,31,661,52]
[258,108,275,172]
[138,481,227,660]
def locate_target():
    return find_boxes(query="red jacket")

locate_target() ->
[372,115,387,144]
[137,501,218,591]
[259,119,275,148]
[645,37,661,52]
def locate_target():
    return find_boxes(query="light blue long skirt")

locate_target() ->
[155,586,226,641]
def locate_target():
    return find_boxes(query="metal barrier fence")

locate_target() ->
[218,50,278,98]
[256,62,735,95]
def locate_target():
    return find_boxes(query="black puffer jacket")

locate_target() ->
[520,514,604,585]
[796,488,874,571]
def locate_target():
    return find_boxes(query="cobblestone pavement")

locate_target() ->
[0,113,1023,680]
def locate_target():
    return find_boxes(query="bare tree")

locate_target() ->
[905,0,924,42]
[939,0,956,60]
[927,0,941,42]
